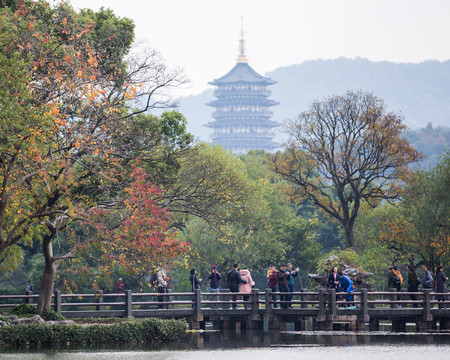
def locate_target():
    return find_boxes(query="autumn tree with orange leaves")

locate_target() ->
[0,1,187,313]
[64,166,189,291]
[380,152,449,273]
[270,91,422,249]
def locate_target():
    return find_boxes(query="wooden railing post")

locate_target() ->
[220,289,231,309]
[96,290,104,311]
[54,290,61,314]
[360,288,369,321]
[423,288,432,321]
[318,289,326,320]
[301,289,308,308]
[125,290,133,317]
[265,288,272,314]
[167,289,173,309]
[329,288,336,315]
[194,289,202,316]
[389,288,396,308]
[251,288,259,315]
[25,291,33,305]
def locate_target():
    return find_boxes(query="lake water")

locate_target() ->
[1,330,449,359]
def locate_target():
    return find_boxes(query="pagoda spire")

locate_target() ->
[236,17,248,63]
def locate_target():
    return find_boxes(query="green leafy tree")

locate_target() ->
[380,152,450,272]
[175,149,320,288]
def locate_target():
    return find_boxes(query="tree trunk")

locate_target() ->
[37,234,56,314]
[343,223,355,249]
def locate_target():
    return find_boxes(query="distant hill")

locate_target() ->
[177,58,450,144]
[406,124,449,169]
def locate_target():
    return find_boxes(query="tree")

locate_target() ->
[270,90,422,248]
[61,166,188,292]
[380,152,450,272]
[175,149,320,289]
[0,2,186,312]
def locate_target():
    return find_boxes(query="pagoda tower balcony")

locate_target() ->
[210,132,276,141]
[213,88,272,97]
[211,110,274,119]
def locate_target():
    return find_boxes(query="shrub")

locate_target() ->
[72,317,126,324]
[9,303,36,317]
[42,309,66,321]
[0,318,187,347]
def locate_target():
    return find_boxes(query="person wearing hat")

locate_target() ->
[207,265,222,306]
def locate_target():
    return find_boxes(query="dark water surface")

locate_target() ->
[1,330,449,359]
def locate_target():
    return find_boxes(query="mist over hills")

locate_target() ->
[177,58,450,144]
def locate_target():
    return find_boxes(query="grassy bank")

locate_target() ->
[0,318,187,348]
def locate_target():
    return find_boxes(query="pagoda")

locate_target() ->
[205,24,279,155]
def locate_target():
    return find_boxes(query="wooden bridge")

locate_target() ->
[1,288,449,332]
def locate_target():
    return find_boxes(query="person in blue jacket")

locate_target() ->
[286,263,299,308]
[346,283,357,309]
[421,264,434,289]
[339,271,353,292]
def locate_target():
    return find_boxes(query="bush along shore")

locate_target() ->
[0,317,187,348]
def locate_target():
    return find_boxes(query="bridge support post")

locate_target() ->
[212,319,223,330]
[189,289,204,330]
[54,290,61,314]
[357,288,369,331]
[392,318,406,332]
[369,317,379,331]
[245,288,262,330]
[415,289,434,331]
[439,319,449,331]
[264,314,280,330]
[294,320,306,331]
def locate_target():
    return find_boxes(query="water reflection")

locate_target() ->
[187,329,449,349]
[1,330,449,359]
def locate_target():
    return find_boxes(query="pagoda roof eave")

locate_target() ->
[209,62,276,85]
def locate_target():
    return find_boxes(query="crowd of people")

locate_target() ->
[386,263,448,308]
[187,263,301,309]
[109,262,448,310]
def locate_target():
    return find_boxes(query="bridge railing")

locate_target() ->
[1,288,448,318]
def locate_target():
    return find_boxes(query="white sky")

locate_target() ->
[68,0,450,97]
